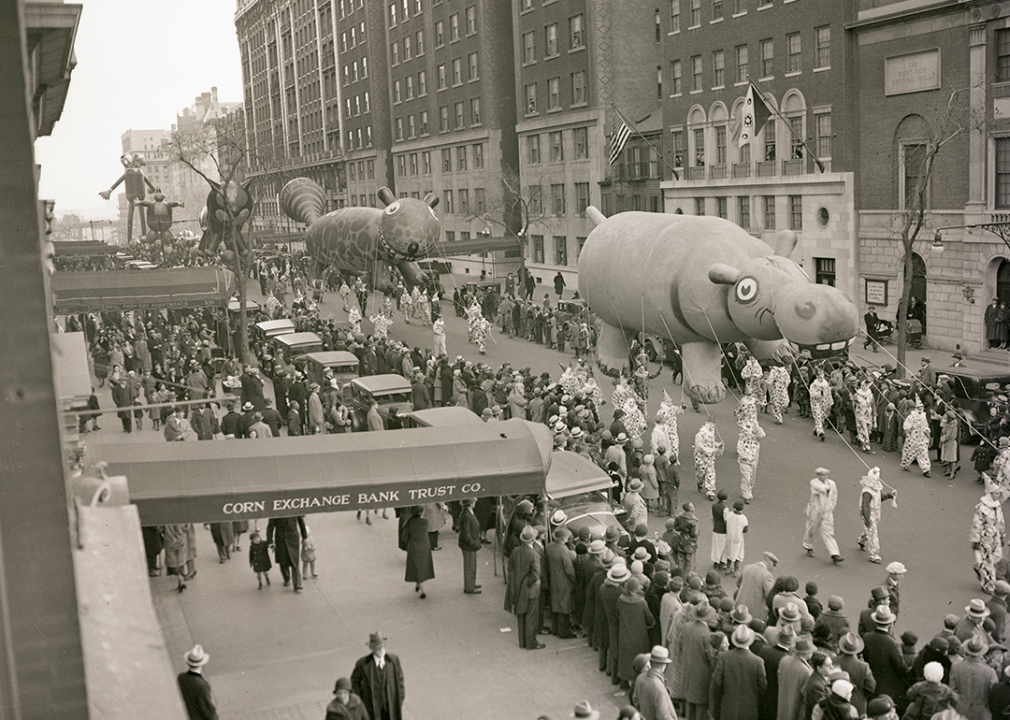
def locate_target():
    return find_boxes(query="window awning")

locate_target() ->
[51,267,236,314]
[93,419,553,525]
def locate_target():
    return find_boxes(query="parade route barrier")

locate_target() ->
[92,418,553,525]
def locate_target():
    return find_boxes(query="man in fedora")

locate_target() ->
[954,599,992,648]
[351,632,406,720]
[949,635,997,720]
[735,551,778,624]
[571,701,601,720]
[458,498,482,594]
[325,677,368,720]
[682,600,718,720]
[711,625,767,720]
[177,644,218,720]
[778,636,815,720]
[835,632,874,716]
[505,525,544,649]
[862,606,911,715]
[757,625,795,720]
[623,478,648,531]
[635,646,677,720]
[986,580,1010,643]
[858,587,892,636]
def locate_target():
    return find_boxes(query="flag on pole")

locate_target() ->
[608,111,632,166]
[734,83,771,148]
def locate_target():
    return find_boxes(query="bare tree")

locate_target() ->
[168,119,255,362]
[463,166,550,271]
[891,86,982,377]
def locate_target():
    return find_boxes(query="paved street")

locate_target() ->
[87,280,1008,718]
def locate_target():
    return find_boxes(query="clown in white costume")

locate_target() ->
[694,421,723,500]
[901,401,932,477]
[347,306,362,334]
[369,313,393,341]
[971,476,1006,594]
[740,355,764,397]
[766,365,791,425]
[809,367,834,441]
[400,285,413,323]
[737,417,766,502]
[432,317,447,357]
[854,380,875,453]
[653,390,685,464]
[338,280,351,311]
[613,378,647,441]
[857,467,895,564]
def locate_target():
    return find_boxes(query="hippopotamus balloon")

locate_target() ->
[279,177,439,288]
[578,208,858,405]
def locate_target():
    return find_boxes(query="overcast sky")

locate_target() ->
[34,0,244,218]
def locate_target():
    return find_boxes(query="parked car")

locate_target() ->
[302,351,360,396]
[348,374,413,431]
[945,367,1010,442]
[273,332,323,366]
[546,451,629,543]
[555,299,589,328]
[400,405,482,429]
[252,318,295,344]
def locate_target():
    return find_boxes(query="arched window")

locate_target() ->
[781,90,807,168]
[688,105,707,171]
[710,102,729,170]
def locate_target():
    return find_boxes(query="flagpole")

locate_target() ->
[613,107,681,181]
[748,83,826,173]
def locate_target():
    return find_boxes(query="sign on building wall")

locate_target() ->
[865,279,889,306]
[884,50,941,96]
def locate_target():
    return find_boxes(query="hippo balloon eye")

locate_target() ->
[735,277,759,305]
[384,202,401,215]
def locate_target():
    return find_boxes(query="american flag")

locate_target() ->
[607,112,632,166]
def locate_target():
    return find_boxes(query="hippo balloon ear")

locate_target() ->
[240,178,253,193]
[377,187,396,207]
[424,193,440,209]
[774,230,798,258]
[708,263,741,285]
[587,207,606,226]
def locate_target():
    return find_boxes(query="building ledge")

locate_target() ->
[24,1,83,137]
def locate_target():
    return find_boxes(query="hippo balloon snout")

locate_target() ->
[777,284,858,346]
[795,301,816,320]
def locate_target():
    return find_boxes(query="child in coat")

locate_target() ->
[301,528,318,579]
[248,531,272,589]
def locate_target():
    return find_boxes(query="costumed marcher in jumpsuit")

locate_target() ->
[740,354,764,398]
[694,421,722,501]
[432,316,447,357]
[735,391,758,430]
[901,400,932,477]
[369,313,393,341]
[473,315,491,354]
[466,301,482,343]
[654,390,684,464]
[400,286,413,323]
[348,306,362,334]
[858,467,895,564]
[766,365,791,425]
[854,379,876,453]
[339,280,351,311]
[803,467,844,563]
[419,291,433,326]
[810,367,834,441]
[970,475,1007,594]
[737,417,766,503]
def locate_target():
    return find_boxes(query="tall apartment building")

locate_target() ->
[514,0,663,287]
[851,0,1009,354]
[659,0,857,295]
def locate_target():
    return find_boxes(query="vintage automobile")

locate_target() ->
[546,451,629,543]
[272,331,323,365]
[945,366,1010,442]
[348,373,413,431]
[400,405,482,429]
[252,318,295,344]
[301,350,360,394]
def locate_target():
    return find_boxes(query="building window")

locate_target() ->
[713,50,725,87]
[548,77,561,110]
[764,196,776,229]
[450,13,459,41]
[787,32,801,73]
[691,55,702,91]
[452,58,462,85]
[471,98,481,125]
[716,197,728,219]
[574,127,588,159]
[789,116,804,159]
[391,41,400,65]
[526,83,538,114]
[670,60,682,95]
[457,145,467,171]
[404,36,412,60]
[735,45,748,84]
[420,110,429,134]
[395,117,404,141]
[475,187,485,213]
[444,231,455,243]
[440,105,449,132]
[528,185,542,214]
[528,134,541,164]
[435,19,444,46]
[761,39,774,77]
[416,29,425,55]
[437,63,447,89]
[444,189,454,213]
[694,197,706,215]
[408,115,416,138]
[738,196,750,228]
[998,138,1010,208]
[442,148,452,172]
[672,130,685,166]
[471,143,483,168]
[459,189,469,214]
[901,142,928,210]
[389,2,397,27]
[394,79,402,103]
[397,155,406,176]
[572,71,586,104]
[548,130,564,162]
[554,236,568,265]
[693,127,705,166]
[552,183,566,214]
[466,5,476,34]
[405,76,414,100]
[670,0,681,32]
[410,153,418,175]
[422,151,431,174]
[715,126,727,165]
[570,14,584,48]
[815,113,831,158]
[815,258,835,286]
[576,182,590,214]
[469,52,478,81]
[523,32,536,64]
[546,23,558,56]
[690,0,701,27]
[763,119,776,161]
[532,235,545,263]
[455,101,465,129]
[789,195,802,229]
[815,26,830,69]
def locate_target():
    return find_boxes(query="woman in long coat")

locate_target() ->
[403,507,434,598]
[267,515,307,591]
[617,577,655,686]
[209,522,234,563]
[164,523,192,592]
[881,403,901,452]
[940,410,960,478]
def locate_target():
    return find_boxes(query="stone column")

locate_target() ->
[966,23,987,222]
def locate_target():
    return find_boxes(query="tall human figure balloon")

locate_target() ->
[99,152,157,243]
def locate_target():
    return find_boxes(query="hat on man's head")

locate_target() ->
[996,581,1010,597]
[605,526,621,542]
[885,561,907,575]
[838,632,864,655]
[832,679,854,701]
[519,526,537,544]
[964,635,988,657]
[632,547,651,563]
[242,401,254,411]
[966,599,991,618]
[776,626,797,650]
[867,697,896,718]
[628,478,644,492]
[615,432,628,445]
[550,509,568,527]
[794,637,814,657]
[635,524,649,538]
[588,539,606,555]
[608,564,631,583]
[828,595,844,611]
[872,605,897,626]
[779,602,802,623]
[763,551,779,566]
[572,701,601,720]
[367,632,387,647]
[517,499,534,513]
[185,644,210,667]
[649,645,673,664]
[731,605,753,625]
[870,586,889,603]
[731,625,755,648]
